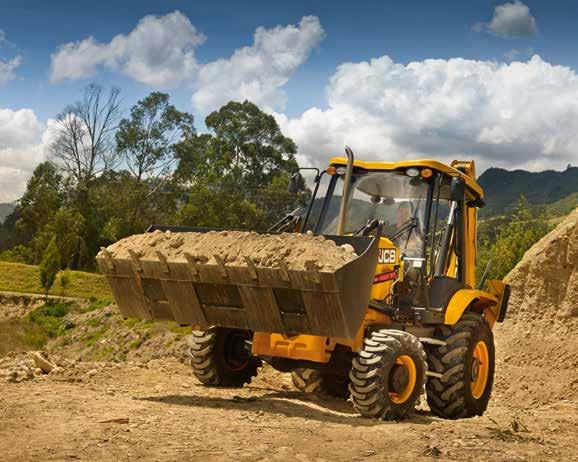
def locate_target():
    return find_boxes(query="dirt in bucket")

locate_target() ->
[99,230,359,272]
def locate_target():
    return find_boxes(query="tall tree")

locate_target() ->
[116,92,195,182]
[115,92,194,232]
[48,84,121,268]
[49,84,121,187]
[175,100,307,230]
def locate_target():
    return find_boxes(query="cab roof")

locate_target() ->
[328,157,484,199]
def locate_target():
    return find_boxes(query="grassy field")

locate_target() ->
[0,261,112,299]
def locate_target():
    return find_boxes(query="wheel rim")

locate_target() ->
[224,333,250,371]
[389,355,417,404]
[470,340,489,399]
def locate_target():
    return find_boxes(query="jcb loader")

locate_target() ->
[97,148,510,420]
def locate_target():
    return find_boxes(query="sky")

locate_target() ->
[2,0,578,201]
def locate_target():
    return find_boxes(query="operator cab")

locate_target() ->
[300,158,484,314]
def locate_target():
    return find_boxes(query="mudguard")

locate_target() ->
[444,289,499,326]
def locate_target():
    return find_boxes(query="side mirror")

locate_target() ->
[450,177,466,202]
[288,172,302,193]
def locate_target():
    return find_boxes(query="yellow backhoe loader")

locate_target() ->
[97,148,510,420]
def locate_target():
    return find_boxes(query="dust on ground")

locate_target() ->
[100,230,358,271]
[1,211,578,461]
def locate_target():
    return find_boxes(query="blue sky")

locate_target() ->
[2,1,578,201]
[2,0,573,119]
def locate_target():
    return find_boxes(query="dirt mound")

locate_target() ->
[505,207,578,324]
[494,208,578,407]
[100,230,358,271]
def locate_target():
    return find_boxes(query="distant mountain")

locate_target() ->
[0,203,15,224]
[478,166,578,217]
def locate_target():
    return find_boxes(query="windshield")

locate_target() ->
[319,171,429,257]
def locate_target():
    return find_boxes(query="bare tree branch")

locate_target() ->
[49,84,121,186]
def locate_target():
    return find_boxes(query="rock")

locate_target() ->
[340,243,355,254]
[32,352,57,374]
[86,369,98,377]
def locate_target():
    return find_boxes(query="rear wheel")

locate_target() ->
[349,330,427,420]
[291,368,350,399]
[425,312,495,419]
[189,327,261,387]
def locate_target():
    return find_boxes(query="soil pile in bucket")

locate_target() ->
[493,208,578,407]
[99,230,358,272]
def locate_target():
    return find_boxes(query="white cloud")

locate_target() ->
[191,16,325,113]
[0,29,22,83]
[50,11,205,86]
[276,55,578,173]
[475,1,537,38]
[0,56,22,83]
[50,14,323,111]
[0,108,49,202]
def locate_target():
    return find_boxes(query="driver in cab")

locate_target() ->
[393,202,424,258]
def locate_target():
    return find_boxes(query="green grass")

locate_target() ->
[82,326,108,347]
[545,192,578,218]
[85,316,103,327]
[0,261,112,299]
[81,297,114,313]
[0,301,76,355]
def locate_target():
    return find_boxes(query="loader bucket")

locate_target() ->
[96,229,379,340]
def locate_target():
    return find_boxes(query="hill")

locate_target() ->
[0,261,112,299]
[0,203,15,224]
[478,166,578,217]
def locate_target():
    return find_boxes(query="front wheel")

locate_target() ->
[188,327,261,387]
[349,330,427,420]
[425,312,495,419]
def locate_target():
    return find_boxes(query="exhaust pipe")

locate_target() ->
[337,146,355,235]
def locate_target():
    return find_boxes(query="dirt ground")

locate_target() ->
[1,347,577,462]
[2,211,577,461]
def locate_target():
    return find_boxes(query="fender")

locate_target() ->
[444,289,499,325]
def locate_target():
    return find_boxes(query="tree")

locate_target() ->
[53,208,85,268]
[116,92,195,182]
[14,162,64,264]
[49,84,121,187]
[175,101,307,230]
[17,162,63,240]
[0,207,25,256]
[477,196,550,282]
[48,84,121,269]
[115,92,194,231]
[39,237,60,298]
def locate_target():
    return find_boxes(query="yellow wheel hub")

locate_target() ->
[389,355,417,404]
[470,340,489,399]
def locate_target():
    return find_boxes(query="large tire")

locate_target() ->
[349,330,427,420]
[291,368,350,399]
[189,327,261,387]
[425,312,495,419]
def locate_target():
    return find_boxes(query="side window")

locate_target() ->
[305,174,344,234]
[427,176,452,277]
